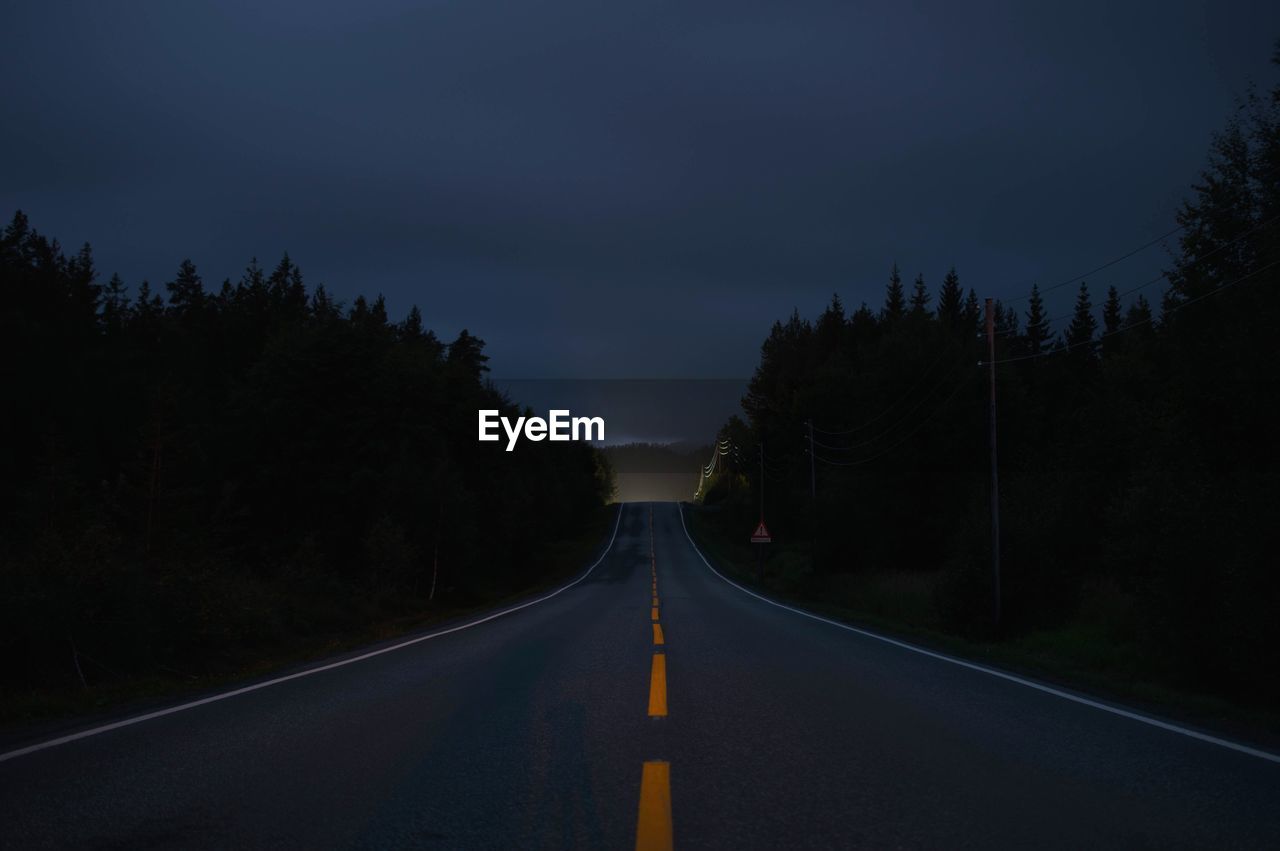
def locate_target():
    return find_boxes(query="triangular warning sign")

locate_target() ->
[750,521,771,543]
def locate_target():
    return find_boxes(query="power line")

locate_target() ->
[1001,223,1186,305]
[982,257,1280,366]
[811,360,972,452]
[811,345,958,436]
[995,214,1279,335]
[810,372,980,467]
[812,219,1230,436]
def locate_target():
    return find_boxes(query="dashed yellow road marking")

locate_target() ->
[648,653,667,717]
[635,761,673,851]
[640,509,672,847]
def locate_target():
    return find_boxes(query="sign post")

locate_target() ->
[750,520,771,582]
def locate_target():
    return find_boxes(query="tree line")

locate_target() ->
[698,55,1280,706]
[1,223,613,700]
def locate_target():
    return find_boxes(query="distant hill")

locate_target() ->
[602,442,711,502]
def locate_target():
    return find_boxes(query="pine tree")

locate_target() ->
[1102,285,1122,335]
[400,306,445,360]
[447,329,489,381]
[101,273,129,333]
[2,209,30,259]
[1024,284,1051,355]
[909,273,930,319]
[1065,282,1097,357]
[881,263,906,323]
[65,242,101,326]
[402,305,425,340]
[215,278,235,310]
[995,300,1018,337]
[268,253,294,304]
[936,266,963,326]
[240,257,266,306]
[286,265,307,316]
[166,259,204,314]
[1172,119,1258,298]
[133,280,164,323]
[816,293,845,355]
[310,284,338,320]
[265,253,308,318]
[963,288,981,330]
[850,301,876,340]
[1124,294,1153,329]
[349,294,369,323]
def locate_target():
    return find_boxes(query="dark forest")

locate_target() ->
[1,230,613,709]
[694,68,1280,710]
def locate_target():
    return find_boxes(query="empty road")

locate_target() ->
[2,502,1278,848]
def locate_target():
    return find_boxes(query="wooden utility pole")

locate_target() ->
[985,298,1002,630]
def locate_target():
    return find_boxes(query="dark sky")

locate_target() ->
[4,1,1278,379]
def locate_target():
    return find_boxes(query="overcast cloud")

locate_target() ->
[3,0,1278,376]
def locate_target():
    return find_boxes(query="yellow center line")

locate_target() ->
[638,510,673,848]
[635,761,673,851]
[648,653,667,717]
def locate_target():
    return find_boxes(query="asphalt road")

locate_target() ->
[2,502,1278,849]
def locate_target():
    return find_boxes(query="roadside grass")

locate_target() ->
[0,507,615,736]
[684,505,1280,744]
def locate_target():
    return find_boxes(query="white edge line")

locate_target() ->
[0,503,628,765]
[678,504,1280,766]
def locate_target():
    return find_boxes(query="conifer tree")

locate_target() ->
[166,259,204,314]
[268,253,294,303]
[882,263,906,323]
[1065,281,1097,357]
[1024,284,1051,354]
[65,242,101,325]
[2,209,30,257]
[995,300,1018,337]
[101,272,129,333]
[310,284,338,320]
[133,280,164,323]
[1102,285,1122,335]
[936,267,963,326]
[909,273,930,319]
[371,294,389,326]
[350,294,370,324]
[963,288,981,329]
[215,278,234,310]
[816,293,845,355]
[850,301,876,340]
[447,329,489,380]
[240,257,266,306]
[1125,294,1153,328]
[403,305,425,340]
